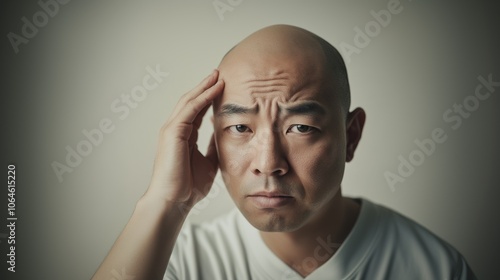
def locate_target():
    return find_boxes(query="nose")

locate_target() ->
[250,129,289,176]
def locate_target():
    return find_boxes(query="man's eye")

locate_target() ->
[288,124,316,134]
[228,125,251,133]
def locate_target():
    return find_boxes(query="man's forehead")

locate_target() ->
[215,25,347,116]
[216,100,328,118]
[219,40,327,80]
[216,61,334,109]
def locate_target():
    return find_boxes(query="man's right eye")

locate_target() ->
[228,125,251,133]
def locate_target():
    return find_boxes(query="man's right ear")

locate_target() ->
[345,107,366,162]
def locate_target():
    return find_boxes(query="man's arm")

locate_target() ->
[92,70,224,280]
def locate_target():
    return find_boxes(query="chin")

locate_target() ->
[239,206,310,232]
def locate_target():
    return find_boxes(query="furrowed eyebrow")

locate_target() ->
[218,103,256,117]
[217,101,326,117]
[284,102,326,116]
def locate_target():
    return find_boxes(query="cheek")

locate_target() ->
[290,137,346,199]
[215,134,252,196]
[217,138,249,175]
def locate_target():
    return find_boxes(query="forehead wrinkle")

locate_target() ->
[243,75,292,96]
[243,72,289,84]
[240,97,326,119]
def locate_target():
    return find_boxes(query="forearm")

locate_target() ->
[92,195,190,280]
[93,70,222,279]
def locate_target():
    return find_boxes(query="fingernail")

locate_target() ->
[206,70,215,79]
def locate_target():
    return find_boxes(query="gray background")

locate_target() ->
[2,0,499,279]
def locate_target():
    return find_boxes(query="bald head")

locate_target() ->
[219,24,351,116]
[213,26,366,233]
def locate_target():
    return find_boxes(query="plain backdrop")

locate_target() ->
[2,0,499,279]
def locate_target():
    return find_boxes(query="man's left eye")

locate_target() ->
[288,124,316,134]
[228,124,251,133]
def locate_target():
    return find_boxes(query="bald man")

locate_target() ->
[93,25,476,280]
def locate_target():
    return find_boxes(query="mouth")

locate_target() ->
[247,192,295,209]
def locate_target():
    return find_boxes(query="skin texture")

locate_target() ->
[214,25,366,276]
[93,25,366,279]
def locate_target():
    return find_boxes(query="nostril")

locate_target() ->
[252,163,288,177]
[272,168,286,176]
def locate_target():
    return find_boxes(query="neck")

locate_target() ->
[259,194,360,277]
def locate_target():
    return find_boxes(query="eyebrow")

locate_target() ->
[217,101,327,117]
[218,103,257,116]
[284,101,326,116]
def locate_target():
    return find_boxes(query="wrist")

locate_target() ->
[137,192,194,219]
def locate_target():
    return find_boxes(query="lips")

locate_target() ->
[247,191,294,208]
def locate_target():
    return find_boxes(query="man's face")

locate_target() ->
[213,47,348,232]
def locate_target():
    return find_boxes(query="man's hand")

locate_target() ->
[92,70,224,280]
[146,70,224,208]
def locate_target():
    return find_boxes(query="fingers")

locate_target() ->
[174,79,224,125]
[189,70,219,99]
[168,70,220,123]
[193,101,212,130]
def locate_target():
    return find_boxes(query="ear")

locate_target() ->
[345,108,366,162]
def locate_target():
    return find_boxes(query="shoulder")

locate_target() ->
[372,200,459,259]
[355,199,476,280]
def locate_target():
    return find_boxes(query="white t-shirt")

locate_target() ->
[165,198,476,280]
